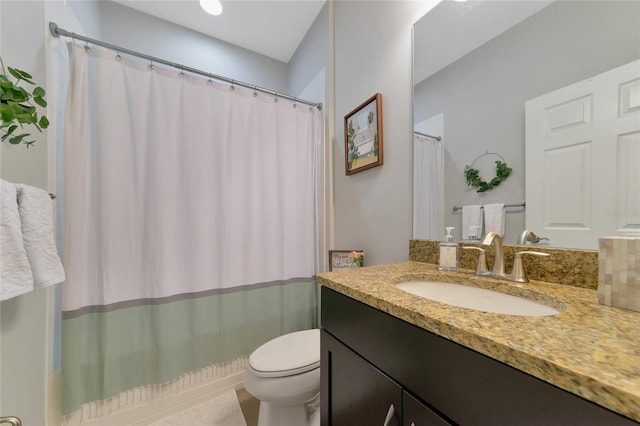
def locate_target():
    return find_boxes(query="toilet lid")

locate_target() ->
[249,329,320,378]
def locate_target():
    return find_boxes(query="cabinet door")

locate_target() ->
[321,330,402,426]
[403,391,451,426]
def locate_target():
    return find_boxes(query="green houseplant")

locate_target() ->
[0,58,49,147]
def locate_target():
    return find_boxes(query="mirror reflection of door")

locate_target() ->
[525,60,640,249]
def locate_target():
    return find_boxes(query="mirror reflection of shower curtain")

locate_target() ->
[413,133,444,240]
[60,44,319,422]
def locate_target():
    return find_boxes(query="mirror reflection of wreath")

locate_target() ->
[464,152,512,193]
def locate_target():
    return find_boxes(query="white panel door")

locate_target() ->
[526,60,640,249]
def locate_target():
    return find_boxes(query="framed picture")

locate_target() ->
[328,250,365,272]
[344,93,383,175]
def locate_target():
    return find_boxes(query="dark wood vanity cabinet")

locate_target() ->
[322,329,404,425]
[320,287,638,426]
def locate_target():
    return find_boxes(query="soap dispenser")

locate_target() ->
[439,227,459,272]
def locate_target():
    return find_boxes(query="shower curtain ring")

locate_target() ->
[178,67,185,78]
[207,73,213,85]
[115,50,122,62]
[84,39,90,52]
[229,79,235,91]
[148,60,155,71]
[253,86,258,97]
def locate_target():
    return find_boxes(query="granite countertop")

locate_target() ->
[317,261,640,421]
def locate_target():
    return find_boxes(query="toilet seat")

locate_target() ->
[249,329,320,378]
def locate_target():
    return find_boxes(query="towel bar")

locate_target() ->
[452,203,525,212]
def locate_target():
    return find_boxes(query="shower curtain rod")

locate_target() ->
[414,131,441,141]
[49,22,322,111]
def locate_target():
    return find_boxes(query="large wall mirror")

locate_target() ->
[412,0,640,249]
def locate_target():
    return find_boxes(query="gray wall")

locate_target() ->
[414,0,640,244]
[333,1,428,266]
[288,2,329,98]
[99,1,289,93]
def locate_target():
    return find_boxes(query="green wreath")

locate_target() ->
[464,160,512,193]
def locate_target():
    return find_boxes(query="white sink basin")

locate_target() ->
[395,281,560,316]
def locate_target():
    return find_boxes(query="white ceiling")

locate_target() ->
[111,0,326,63]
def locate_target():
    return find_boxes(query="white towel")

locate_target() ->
[483,203,506,237]
[1,179,35,301]
[461,205,483,240]
[16,183,65,289]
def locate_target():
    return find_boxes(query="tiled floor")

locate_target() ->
[237,388,259,426]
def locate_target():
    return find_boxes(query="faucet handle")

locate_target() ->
[462,246,489,276]
[510,251,550,283]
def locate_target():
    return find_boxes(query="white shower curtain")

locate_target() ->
[413,133,444,240]
[61,43,319,420]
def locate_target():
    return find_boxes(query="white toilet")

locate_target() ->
[244,329,320,426]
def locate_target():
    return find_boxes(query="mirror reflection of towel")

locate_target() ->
[462,205,483,240]
[483,203,505,237]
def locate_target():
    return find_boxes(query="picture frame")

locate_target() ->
[344,93,383,175]
[328,250,364,272]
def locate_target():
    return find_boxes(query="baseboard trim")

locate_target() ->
[63,358,248,426]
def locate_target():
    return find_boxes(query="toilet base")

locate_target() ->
[256,393,320,426]
[257,401,309,426]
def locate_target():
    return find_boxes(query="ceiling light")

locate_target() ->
[200,0,223,16]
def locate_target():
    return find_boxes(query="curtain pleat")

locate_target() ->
[61,44,319,417]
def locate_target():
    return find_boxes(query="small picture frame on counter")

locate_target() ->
[329,250,365,271]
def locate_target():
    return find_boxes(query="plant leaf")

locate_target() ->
[39,116,49,129]
[33,96,47,107]
[0,104,15,122]
[33,86,45,97]
[9,133,28,144]
[1,124,18,141]
[14,68,33,79]
[8,67,34,84]
[8,67,23,80]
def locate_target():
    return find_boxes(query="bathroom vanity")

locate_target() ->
[317,262,640,425]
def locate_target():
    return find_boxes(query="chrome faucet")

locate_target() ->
[517,229,549,245]
[481,232,507,279]
[479,231,550,283]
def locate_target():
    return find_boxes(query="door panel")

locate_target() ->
[616,133,640,232]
